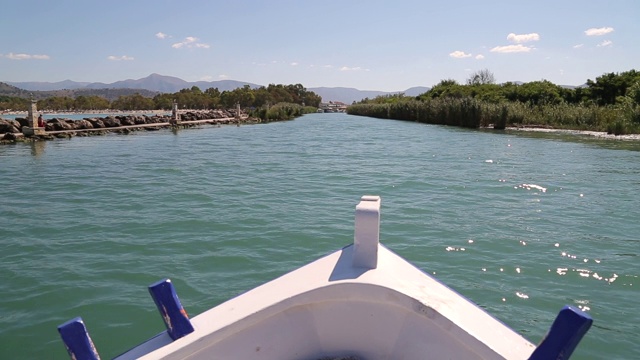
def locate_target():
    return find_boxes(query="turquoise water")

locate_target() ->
[1,113,639,359]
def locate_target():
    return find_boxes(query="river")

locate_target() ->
[1,113,638,359]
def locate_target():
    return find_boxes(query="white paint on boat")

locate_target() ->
[115,196,536,360]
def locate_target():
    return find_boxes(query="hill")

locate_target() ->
[310,86,431,104]
[0,82,33,98]
[3,73,431,103]
[0,83,159,101]
[8,79,91,91]
[7,73,261,94]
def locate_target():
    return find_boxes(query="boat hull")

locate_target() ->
[116,244,535,360]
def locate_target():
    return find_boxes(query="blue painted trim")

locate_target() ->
[57,317,100,360]
[529,305,593,360]
[148,278,195,340]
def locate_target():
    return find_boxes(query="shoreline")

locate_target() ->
[3,111,640,143]
[0,109,169,116]
[504,126,640,141]
[0,110,265,144]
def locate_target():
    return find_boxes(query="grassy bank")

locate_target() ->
[347,98,640,135]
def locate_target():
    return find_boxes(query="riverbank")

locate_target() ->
[0,109,267,144]
[505,126,640,141]
[0,109,169,116]
[4,110,639,145]
[347,98,640,136]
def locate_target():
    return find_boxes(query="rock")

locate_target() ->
[4,132,18,141]
[1,109,266,146]
[74,119,94,130]
[48,118,74,131]
[118,115,136,126]
[15,117,29,128]
[86,118,105,128]
[0,119,21,134]
[147,116,166,124]
[36,134,55,140]
[102,117,121,127]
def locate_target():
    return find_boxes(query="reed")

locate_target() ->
[347,98,640,134]
[251,102,317,121]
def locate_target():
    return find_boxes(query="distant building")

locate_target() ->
[318,101,347,113]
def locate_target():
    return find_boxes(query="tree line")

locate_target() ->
[0,83,322,112]
[350,69,640,134]
[358,69,639,107]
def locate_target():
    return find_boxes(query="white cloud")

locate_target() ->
[219,74,229,79]
[6,53,31,60]
[155,32,168,39]
[290,62,299,66]
[172,36,209,49]
[340,66,370,72]
[507,33,540,43]
[490,44,534,53]
[5,52,50,60]
[107,55,134,61]
[322,64,333,68]
[573,44,584,49]
[475,54,485,60]
[449,50,472,58]
[585,27,614,36]
[597,40,613,47]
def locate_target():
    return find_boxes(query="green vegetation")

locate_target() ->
[0,95,30,112]
[250,102,318,121]
[0,83,321,113]
[348,69,640,135]
[151,84,321,111]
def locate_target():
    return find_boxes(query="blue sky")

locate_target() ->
[1,0,638,91]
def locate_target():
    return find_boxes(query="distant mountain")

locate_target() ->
[7,73,261,93]
[310,86,431,104]
[0,82,160,101]
[4,73,431,103]
[403,86,431,97]
[192,80,262,92]
[0,82,33,97]
[5,79,91,91]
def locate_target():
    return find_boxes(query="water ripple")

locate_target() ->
[1,114,639,359]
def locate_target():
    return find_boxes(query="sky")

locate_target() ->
[1,0,638,91]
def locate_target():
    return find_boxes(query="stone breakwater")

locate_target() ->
[0,109,263,144]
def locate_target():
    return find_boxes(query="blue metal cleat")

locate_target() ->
[529,305,593,360]
[57,317,101,360]
[148,278,194,341]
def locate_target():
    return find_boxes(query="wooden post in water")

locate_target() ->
[170,100,181,126]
